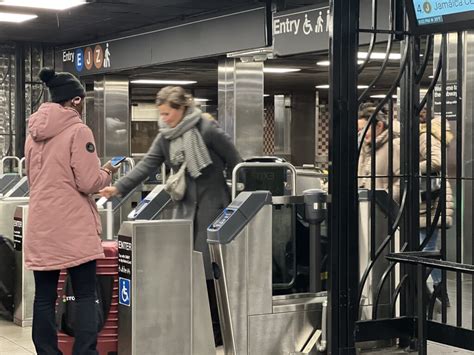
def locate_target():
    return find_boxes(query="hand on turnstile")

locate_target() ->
[99,186,119,199]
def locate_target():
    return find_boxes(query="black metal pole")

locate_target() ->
[15,43,26,158]
[417,264,427,355]
[328,0,359,353]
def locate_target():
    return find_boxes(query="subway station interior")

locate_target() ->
[1,0,474,354]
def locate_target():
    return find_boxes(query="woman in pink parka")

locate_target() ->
[24,68,118,355]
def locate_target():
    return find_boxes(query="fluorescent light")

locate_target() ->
[316,84,369,89]
[428,75,434,79]
[370,94,398,99]
[316,60,331,67]
[194,98,210,102]
[0,0,86,10]
[0,11,36,22]
[130,80,197,85]
[317,60,365,66]
[263,67,301,74]
[263,94,270,97]
[358,51,401,60]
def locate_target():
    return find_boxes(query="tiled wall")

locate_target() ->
[0,43,53,158]
[0,44,16,158]
[263,98,275,155]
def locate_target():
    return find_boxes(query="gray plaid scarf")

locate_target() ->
[159,108,212,178]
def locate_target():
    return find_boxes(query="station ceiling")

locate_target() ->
[0,0,433,101]
[0,0,315,45]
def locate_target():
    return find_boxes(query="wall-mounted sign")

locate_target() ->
[406,0,474,34]
[434,81,458,121]
[59,7,267,76]
[273,1,392,56]
[273,5,330,56]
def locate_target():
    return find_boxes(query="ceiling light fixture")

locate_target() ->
[316,60,331,66]
[263,94,270,97]
[370,94,398,99]
[263,67,301,73]
[317,60,365,66]
[194,98,210,102]
[130,80,197,85]
[316,84,370,89]
[0,11,36,22]
[0,0,86,11]
[358,51,401,60]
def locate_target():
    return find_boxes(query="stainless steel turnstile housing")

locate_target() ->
[208,191,327,355]
[117,220,214,355]
[13,205,34,327]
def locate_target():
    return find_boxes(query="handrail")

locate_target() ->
[19,157,25,177]
[231,162,297,199]
[386,252,474,274]
[0,156,21,175]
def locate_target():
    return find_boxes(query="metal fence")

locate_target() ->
[329,0,474,353]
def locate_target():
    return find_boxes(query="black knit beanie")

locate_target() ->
[39,67,85,103]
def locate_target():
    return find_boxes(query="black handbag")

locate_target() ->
[56,274,113,337]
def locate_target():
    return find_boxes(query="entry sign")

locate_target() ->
[273,5,330,56]
[119,277,131,307]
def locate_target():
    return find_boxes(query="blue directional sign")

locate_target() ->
[119,277,131,307]
[75,48,84,72]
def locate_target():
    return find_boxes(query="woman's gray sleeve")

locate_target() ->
[115,135,165,195]
[209,125,242,172]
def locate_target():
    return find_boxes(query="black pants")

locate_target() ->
[32,260,98,355]
[206,279,222,346]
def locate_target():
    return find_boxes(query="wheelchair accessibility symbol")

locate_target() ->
[119,277,131,307]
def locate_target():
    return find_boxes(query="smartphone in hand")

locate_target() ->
[111,156,127,167]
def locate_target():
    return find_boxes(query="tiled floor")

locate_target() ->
[0,317,471,354]
[0,318,35,354]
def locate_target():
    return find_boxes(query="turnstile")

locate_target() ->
[0,156,23,196]
[117,220,214,355]
[127,184,172,221]
[97,186,141,239]
[0,197,29,241]
[207,191,327,355]
[12,205,34,327]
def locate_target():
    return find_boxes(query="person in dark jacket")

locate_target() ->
[99,86,242,345]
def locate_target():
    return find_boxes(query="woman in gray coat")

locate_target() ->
[100,86,241,344]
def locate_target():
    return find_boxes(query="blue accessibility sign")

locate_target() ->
[119,277,131,307]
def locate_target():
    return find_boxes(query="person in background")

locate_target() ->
[25,68,119,355]
[99,86,242,345]
[419,107,454,306]
[357,103,401,202]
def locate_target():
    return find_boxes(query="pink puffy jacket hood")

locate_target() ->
[28,103,81,142]
[24,103,111,270]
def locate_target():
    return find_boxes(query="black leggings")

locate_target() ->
[32,260,98,355]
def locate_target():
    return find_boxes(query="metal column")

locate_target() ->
[15,43,25,158]
[218,59,264,159]
[92,76,130,159]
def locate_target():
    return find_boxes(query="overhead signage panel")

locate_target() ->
[59,7,267,76]
[273,0,392,56]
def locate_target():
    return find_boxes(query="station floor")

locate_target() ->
[0,316,470,355]
[0,278,472,354]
